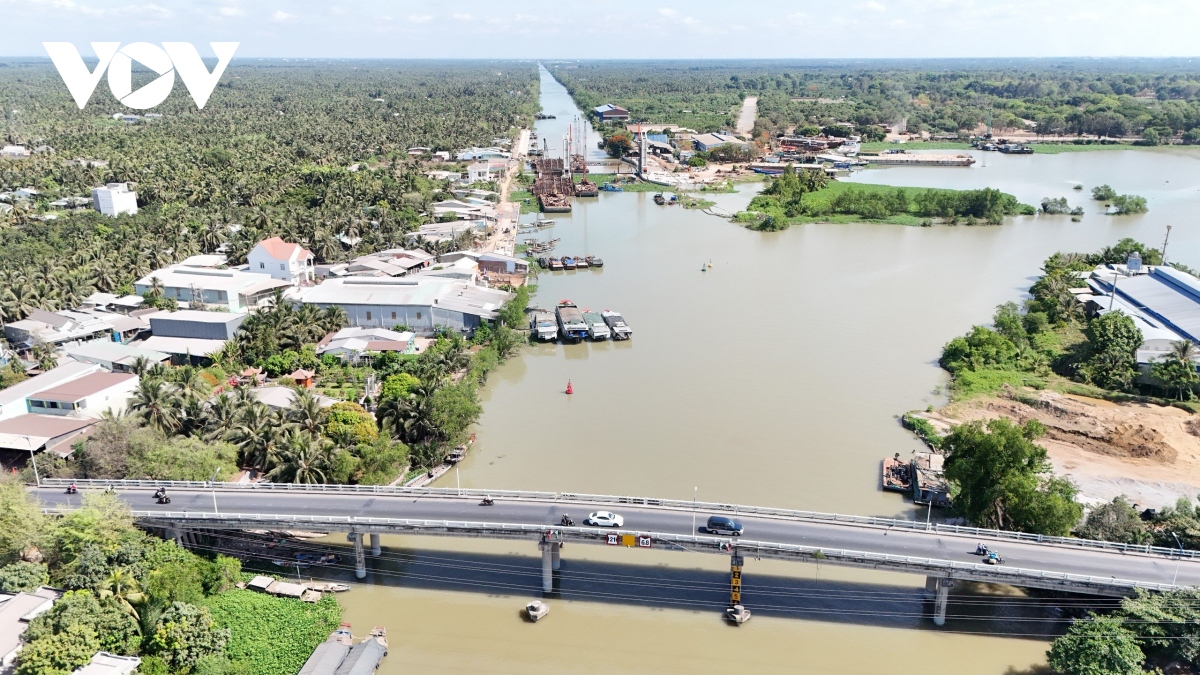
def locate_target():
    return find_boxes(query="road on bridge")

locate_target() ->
[33,487,1200,589]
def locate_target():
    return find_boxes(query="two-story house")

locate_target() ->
[247,237,315,286]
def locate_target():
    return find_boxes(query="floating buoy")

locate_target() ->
[565,380,574,395]
[701,263,707,272]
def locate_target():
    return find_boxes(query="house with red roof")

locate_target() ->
[248,237,315,286]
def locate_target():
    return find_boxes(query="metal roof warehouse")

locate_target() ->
[291,277,510,335]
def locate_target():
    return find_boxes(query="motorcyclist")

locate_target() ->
[66,483,77,494]
[480,495,494,506]
[155,487,169,503]
[560,514,573,526]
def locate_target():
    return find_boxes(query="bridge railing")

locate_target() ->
[38,478,1199,559]
[49,508,1178,594]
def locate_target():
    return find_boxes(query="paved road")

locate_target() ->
[736,96,757,135]
[34,487,1200,588]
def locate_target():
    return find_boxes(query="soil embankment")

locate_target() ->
[919,389,1200,508]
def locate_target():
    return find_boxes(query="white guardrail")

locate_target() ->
[39,508,1180,593]
[38,478,1198,560]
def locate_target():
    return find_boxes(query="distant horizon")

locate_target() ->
[4,0,1200,60]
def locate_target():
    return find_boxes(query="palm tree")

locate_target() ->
[1170,340,1199,363]
[266,431,335,483]
[288,389,327,435]
[99,568,146,621]
[203,393,240,440]
[129,378,183,434]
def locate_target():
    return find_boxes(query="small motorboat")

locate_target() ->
[548,257,564,271]
[574,256,589,269]
[600,183,622,192]
[305,582,352,593]
[526,600,549,622]
[562,256,577,270]
[653,193,666,205]
[668,194,678,205]
[585,255,603,268]
[725,604,751,625]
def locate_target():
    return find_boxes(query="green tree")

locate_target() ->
[1116,588,1200,663]
[1081,312,1143,391]
[1150,340,1199,400]
[0,561,49,592]
[379,373,421,403]
[324,402,378,445]
[1047,614,1144,675]
[23,590,140,657]
[146,561,206,606]
[1092,184,1118,201]
[16,623,100,675]
[0,479,45,564]
[98,568,146,621]
[939,326,1019,373]
[942,419,1082,535]
[1075,497,1150,544]
[146,602,230,673]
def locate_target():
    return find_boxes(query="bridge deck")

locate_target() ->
[33,484,1200,595]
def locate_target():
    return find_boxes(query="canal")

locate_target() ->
[331,65,1200,673]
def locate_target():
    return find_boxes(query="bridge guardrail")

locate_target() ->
[40,508,1180,594]
[38,478,1199,560]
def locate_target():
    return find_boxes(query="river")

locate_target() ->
[329,66,1200,673]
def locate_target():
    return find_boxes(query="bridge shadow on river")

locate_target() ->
[206,531,1110,640]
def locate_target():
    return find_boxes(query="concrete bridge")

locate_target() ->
[33,479,1200,626]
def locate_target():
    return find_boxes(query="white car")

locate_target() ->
[585,511,624,527]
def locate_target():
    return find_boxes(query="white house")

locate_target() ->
[248,237,315,286]
[134,264,290,311]
[467,162,490,183]
[456,147,510,161]
[91,183,138,217]
[0,145,30,159]
[25,372,139,418]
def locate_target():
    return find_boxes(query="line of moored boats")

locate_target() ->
[538,255,603,271]
[530,300,632,342]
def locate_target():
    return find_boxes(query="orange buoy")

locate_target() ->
[566,380,574,395]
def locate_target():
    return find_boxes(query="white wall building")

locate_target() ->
[292,277,510,335]
[248,237,315,286]
[91,183,138,217]
[134,264,290,312]
[26,372,139,419]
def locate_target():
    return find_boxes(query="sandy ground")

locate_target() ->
[919,389,1200,509]
[735,96,757,137]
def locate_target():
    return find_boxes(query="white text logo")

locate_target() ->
[43,42,239,110]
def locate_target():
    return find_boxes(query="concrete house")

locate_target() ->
[3,309,114,348]
[91,183,138,217]
[248,237,315,286]
[135,265,289,312]
[292,277,511,335]
[0,361,102,422]
[148,310,247,341]
[26,372,138,418]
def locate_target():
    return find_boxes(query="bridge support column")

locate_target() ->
[551,542,561,571]
[168,526,182,545]
[370,534,381,557]
[351,533,366,579]
[931,577,954,626]
[540,542,557,593]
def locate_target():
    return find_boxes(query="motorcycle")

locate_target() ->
[974,543,990,556]
[65,485,78,495]
[560,515,575,527]
[157,495,172,505]
[480,496,494,506]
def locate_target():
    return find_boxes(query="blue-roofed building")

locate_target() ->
[1086,265,1200,370]
[593,104,629,122]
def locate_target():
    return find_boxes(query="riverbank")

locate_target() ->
[915,389,1200,508]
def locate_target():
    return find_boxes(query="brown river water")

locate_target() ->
[320,68,1200,673]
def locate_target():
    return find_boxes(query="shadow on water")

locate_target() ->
[235,537,1077,640]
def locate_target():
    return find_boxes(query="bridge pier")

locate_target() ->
[540,541,558,593]
[370,534,381,557]
[349,532,366,579]
[551,542,561,571]
[928,576,954,626]
[168,525,182,545]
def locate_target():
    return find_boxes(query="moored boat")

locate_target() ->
[582,310,610,340]
[556,301,588,342]
[881,453,912,493]
[725,604,751,624]
[574,256,589,269]
[586,255,604,268]
[548,257,564,271]
[601,310,631,340]
[530,310,558,341]
[600,183,622,192]
[562,256,577,270]
[653,193,666,205]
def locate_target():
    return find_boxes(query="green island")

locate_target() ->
[736,165,1034,229]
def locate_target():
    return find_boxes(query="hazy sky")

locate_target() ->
[3,0,1200,59]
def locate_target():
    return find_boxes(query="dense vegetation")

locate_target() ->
[741,164,1033,228]
[938,238,1197,402]
[0,482,338,675]
[1049,589,1200,675]
[0,60,538,322]
[552,59,1200,143]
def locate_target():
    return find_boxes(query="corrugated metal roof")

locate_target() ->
[1115,268,1200,342]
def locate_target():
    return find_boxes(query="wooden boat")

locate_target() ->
[548,257,563,271]
[574,256,589,269]
[599,183,622,192]
[668,194,678,205]
[562,256,577,270]
[304,582,352,593]
[586,255,603,268]
[526,600,549,622]
[725,604,751,624]
[653,193,666,205]
[881,454,912,493]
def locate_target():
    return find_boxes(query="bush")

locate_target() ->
[379,373,420,402]
[324,402,378,444]
[901,413,943,449]
[1047,614,1144,675]
[146,602,230,673]
[1091,184,1117,201]
[1109,194,1148,215]
[1075,497,1150,544]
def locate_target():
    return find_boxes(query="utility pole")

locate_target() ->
[1109,273,1120,311]
[1162,225,1173,265]
[26,436,39,487]
[693,486,698,533]
[1172,532,1184,586]
[209,468,220,514]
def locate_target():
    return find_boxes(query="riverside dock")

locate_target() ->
[860,151,975,166]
